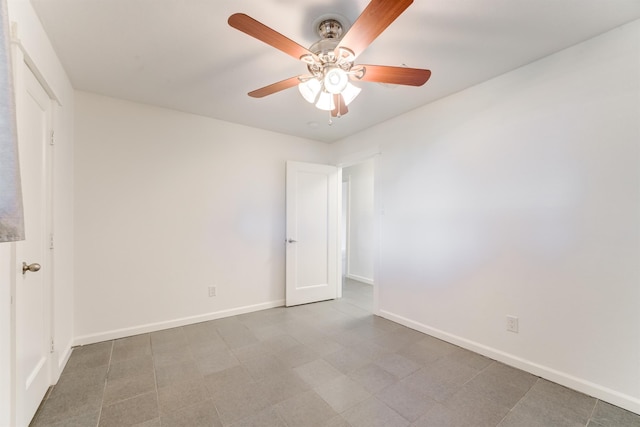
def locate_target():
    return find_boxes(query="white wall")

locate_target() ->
[73,92,332,343]
[2,1,75,425]
[333,20,640,413]
[343,159,374,284]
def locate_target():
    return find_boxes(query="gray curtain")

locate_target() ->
[0,0,25,242]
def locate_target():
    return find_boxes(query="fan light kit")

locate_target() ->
[228,0,431,123]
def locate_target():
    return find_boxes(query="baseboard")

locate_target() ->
[58,338,73,373]
[51,338,73,385]
[346,274,373,285]
[379,309,640,415]
[73,299,285,347]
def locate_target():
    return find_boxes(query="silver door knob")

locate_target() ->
[287,239,297,243]
[22,262,41,274]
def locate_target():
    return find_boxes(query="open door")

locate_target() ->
[285,161,340,306]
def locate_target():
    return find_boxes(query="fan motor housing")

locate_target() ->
[307,14,354,75]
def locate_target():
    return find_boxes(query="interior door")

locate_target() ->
[285,161,340,306]
[14,63,52,427]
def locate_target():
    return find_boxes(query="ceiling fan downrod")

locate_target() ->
[317,18,343,39]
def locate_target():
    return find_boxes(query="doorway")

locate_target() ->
[284,157,377,313]
[341,158,375,312]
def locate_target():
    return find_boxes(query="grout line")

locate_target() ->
[459,358,495,389]
[495,377,540,426]
[149,333,161,424]
[95,340,115,427]
[585,398,599,426]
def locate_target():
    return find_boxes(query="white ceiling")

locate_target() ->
[30,0,640,143]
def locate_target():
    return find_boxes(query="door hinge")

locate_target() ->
[50,130,55,146]
[50,339,55,353]
[49,233,54,250]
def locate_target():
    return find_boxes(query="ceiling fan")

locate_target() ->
[228,0,431,120]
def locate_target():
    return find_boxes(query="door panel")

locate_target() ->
[15,64,51,427]
[286,161,340,306]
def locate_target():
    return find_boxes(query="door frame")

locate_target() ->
[340,177,350,299]
[10,31,56,427]
[337,150,381,315]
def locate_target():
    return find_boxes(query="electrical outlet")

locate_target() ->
[208,286,216,297]
[506,315,519,333]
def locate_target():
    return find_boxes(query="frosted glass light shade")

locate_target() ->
[324,68,348,94]
[315,91,335,111]
[342,83,361,105]
[298,78,321,103]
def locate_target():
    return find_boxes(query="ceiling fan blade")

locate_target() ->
[336,0,413,59]
[331,94,348,117]
[356,65,431,86]
[248,76,301,98]
[228,13,315,62]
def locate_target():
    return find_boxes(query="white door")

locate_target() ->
[14,64,52,427]
[285,161,340,306]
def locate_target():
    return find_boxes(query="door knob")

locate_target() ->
[287,239,297,243]
[22,262,41,275]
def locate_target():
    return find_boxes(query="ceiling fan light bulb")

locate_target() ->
[298,79,321,103]
[324,68,348,94]
[315,91,335,111]
[342,83,361,105]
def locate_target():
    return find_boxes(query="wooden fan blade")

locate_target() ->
[229,13,315,62]
[331,94,348,117]
[248,76,301,98]
[356,65,431,86]
[336,0,413,58]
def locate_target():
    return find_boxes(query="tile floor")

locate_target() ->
[31,279,640,427]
